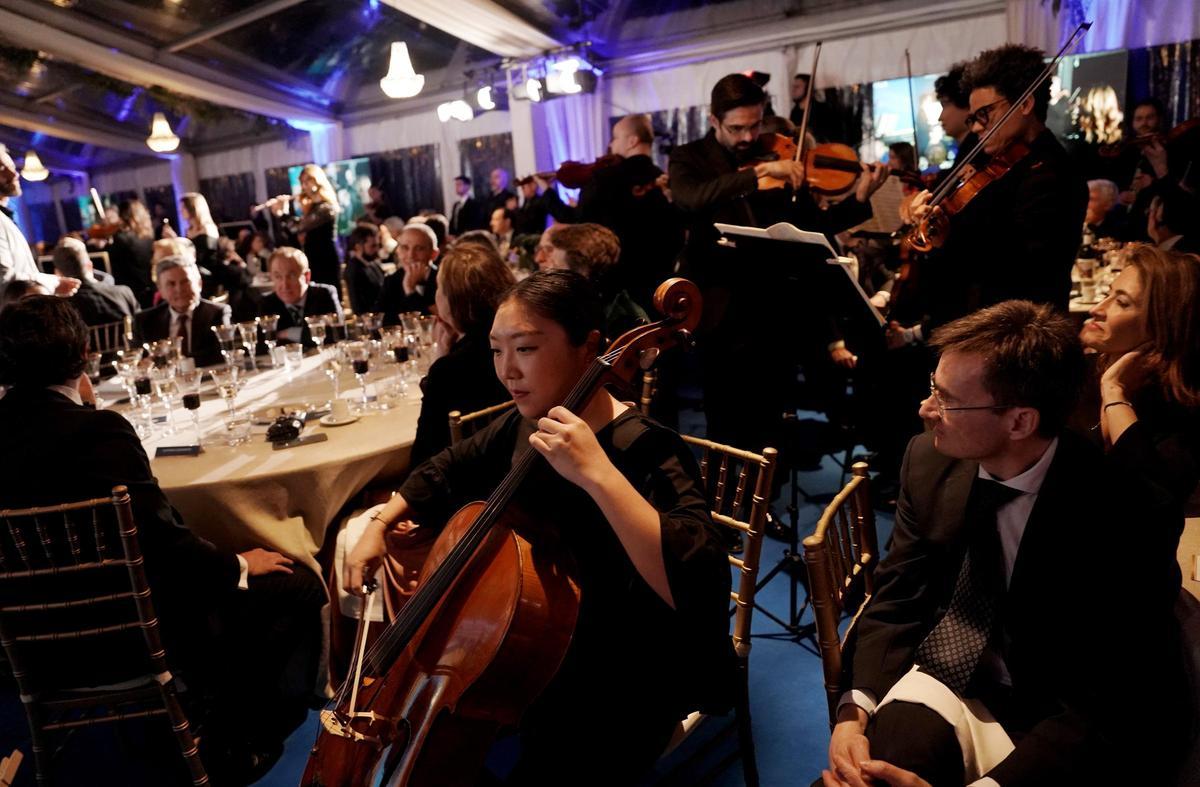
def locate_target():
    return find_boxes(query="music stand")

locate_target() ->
[713,221,881,641]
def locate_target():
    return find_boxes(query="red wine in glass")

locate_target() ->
[135,377,152,396]
[183,393,201,410]
[352,359,369,375]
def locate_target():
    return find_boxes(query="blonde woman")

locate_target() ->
[271,164,341,294]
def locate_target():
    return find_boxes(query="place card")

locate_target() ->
[156,445,202,457]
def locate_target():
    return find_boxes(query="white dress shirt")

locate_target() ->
[0,205,58,293]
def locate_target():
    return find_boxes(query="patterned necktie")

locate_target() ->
[175,313,190,357]
[287,304,304,326]
[915,478,1023,695]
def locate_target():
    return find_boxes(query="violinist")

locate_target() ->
[343,270,732,783]
[669,73,889,452]
[108,198,157,307]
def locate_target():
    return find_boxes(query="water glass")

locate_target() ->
[305,316,328,351]
[85,352,105,408]
[284,343,305,379]
[237,319,260,372]
[212,324,239,367]
[259,314,280,367]
[322,353,344,405]
[222,413,252,447]
[210,366,240,418]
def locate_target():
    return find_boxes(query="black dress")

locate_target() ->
[284,203,341,295]
[408,330,510,469]
[397,408,733,782]
[108,230,155,307]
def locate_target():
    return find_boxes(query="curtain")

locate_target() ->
[60,198,84,234]
[625,106,710,170]
[1008,0,1200,54]
[26,203,61,247]
[368,144,444,220]
[265,167,294,203]
[198,173,257,227]
[142,184,180,235]
[458,133,516,201]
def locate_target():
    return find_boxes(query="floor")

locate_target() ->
[0,413,895,786]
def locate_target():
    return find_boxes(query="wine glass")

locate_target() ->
[212,324,239,367]
[149,363,179,435]
[358,311,383,342]
[305,316,327,352]
[259,314,280,367]
[346,342,372,413]
[210,366,240,418]
[178,369,204,446]
[283,343,305,381]
[237,319,260,373]
[322,313,344,343]
[322,351,343,407]
[84,352,105,409]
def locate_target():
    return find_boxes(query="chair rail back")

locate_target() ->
[448,400,517,445]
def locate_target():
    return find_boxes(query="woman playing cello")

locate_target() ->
[341,270,733,784]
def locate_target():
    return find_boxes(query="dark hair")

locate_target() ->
[1108,244,1200,407]
[0,279,49,311]
[0,296,89,388]
[548,223,620,281]
[963,45,1050,122]
[929,300,1084,436]
[1156,186,1197,234]
[347,224,379,251]
[1133,97,1165,120]
[501,269,602,347]
[118,198,153,240]
[888,142,917,172]
[422,214,448,248]
[454,230,500,253]
[437,243,515,335]
[793,73,810,82]
[710,73,766,120]
[934,62,970,109]
[454,175,471,185]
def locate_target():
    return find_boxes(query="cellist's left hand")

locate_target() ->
[530,406,613,491]
[855,162,890,203]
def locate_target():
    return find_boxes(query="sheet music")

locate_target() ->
[714,221,885,327]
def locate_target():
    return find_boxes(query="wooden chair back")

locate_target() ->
[0,487,207,785]
[448,400,517,445]
[86,316,133,356]
[802,461,878,724]
[682,435,777,659]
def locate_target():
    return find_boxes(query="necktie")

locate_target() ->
[287,304,304,326]
[915,478,1023,695]
[175,313,190,357]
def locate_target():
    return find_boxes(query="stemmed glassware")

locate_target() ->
[322,348,344,407]
[259,314,280,367]
[358,312,382,342]
[236,319,260,374]
[305,316,327,353]
[84,352,105,409]
[323,313,344,343]
[346,342,372,413]
[178,369,204,446]
[210,366,240,418]
[149,363,179,435]
[212,324,239,367]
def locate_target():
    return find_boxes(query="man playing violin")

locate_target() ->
[897,44,1087,346]
[670,73,889,454]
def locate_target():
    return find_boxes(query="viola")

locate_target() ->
[1098,118,1200,158]
[746,133,865,196]
[302,279,702,787]
[533,154,624,190]
[86,222,122,242]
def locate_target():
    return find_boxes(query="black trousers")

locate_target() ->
[866,701,965,787]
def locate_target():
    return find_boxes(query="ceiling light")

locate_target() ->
[20,150,48,182]
[146,112,181,153]
[476,86,495,111]
[380,42,424,99]
[525,77,543,102]
[437,100,474,123]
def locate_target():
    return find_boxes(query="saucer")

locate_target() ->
[320,414,359,427]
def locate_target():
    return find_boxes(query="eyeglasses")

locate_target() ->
[965,99,1009,130]
[928,374,1014,418]
[720,119,763,137]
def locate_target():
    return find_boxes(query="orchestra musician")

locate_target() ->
[669,72,889,456]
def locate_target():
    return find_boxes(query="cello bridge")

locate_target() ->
[319,708,394,748]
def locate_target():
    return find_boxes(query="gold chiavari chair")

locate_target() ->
[448,400,518,445]
[86,316,133,356]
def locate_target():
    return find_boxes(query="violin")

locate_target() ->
[302,279,702,787]
[86,222,122,242]
[533,154,624,190]
[1098,118,1200,158]
[747,133,865,196]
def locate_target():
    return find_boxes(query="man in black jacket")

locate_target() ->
[343,224,386,316]
[825,301,1186,787]
[133,256,231,367]
[668,73,888,453]
[0,296,325,782]
[448,175,486,235]
[259,246,343,348]
[52,237,138,326]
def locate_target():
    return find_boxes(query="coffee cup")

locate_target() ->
[330,398,351,422]
[1079,278,1097,302]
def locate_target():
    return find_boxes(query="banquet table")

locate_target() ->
[105,353,420,574]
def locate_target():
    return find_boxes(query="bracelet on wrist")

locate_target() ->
[1103,400,1134,413]
[369,514,389,528]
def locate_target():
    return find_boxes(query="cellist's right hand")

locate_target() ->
[344,517,389,597]
[908,189,933,222]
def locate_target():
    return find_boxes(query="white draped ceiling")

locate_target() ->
[382,0,562,58]
[1007,0,1200,54]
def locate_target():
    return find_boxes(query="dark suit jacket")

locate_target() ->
[133,300,231,367]
[68,277,139,327]
[846,431,1186,784]
[258,282,343,349]
[108,231,155,307]
[376,270,437,326]
[0,387,239,683]
[449,196,486,235]
[343,255,386,316]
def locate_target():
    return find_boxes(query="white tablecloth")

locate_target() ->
[106,354,419,573]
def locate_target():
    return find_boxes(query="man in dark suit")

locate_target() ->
[376,224,439,325]
[133,256,231,367]
[343,224,386,316]
[486,167,516,217]
[825,301,1187,787]
[668,72,888,455]
[0,296,326,782]
[259,246,343,348]
[52,237,138,326]
[448,175,486,235]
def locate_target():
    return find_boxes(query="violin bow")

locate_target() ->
[928,20,1092,207]
[793,40,822,203]
[905,49,921,175]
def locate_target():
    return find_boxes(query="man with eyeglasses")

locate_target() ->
[822,299,1187,787]
[669,72,890,458]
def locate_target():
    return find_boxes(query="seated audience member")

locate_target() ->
[1148,185,1200,254]
[537,222,649,340]
[412,213,449,250]
[259,246,343,348]
[454,229,500,254]
[827,300,1187,787]
[0,278,49,311]
[1082,243,1200,526]
[52,237,138,326]
[0,296,325,782]
[1084,179,1125,241]
[409,243,514,467]
[343,270,732,784]
[133,256,230,367]
[377,223,439,325]
[343,224,386,316]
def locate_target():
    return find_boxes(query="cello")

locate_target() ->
[303,279,702,787]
